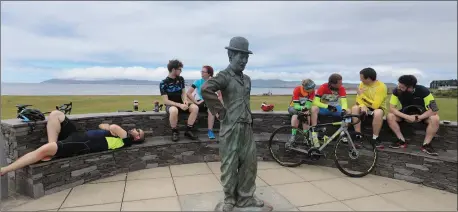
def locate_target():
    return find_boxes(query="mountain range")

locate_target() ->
[41,78,397,89]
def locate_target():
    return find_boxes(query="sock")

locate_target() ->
[423,141,428,146]
[373,135,378,140]
[398,137,405,142]
[292,128,297,135]
[172,127,178,133]
[186,125,193,131]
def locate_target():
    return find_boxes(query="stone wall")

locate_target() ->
[1,111,457,198]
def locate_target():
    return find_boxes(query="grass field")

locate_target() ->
[1,95,457,121]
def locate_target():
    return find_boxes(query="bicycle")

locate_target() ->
[268,110,378,177]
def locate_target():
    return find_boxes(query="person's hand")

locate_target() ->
[405,115,416,123]
[327,105,337,112]
[357,87,366,95]
[179,104,188,111]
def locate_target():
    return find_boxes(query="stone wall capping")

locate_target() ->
[1,110,456,198]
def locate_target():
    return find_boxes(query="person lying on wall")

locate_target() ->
[0,110,145,176]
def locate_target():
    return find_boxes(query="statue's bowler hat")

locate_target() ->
[225,36,253,54]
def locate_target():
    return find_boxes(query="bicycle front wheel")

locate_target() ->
[268,126,308,167]
[333,133,377,177]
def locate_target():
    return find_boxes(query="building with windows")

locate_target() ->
[430,79,458,90]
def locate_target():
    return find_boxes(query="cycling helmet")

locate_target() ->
[17,108,46,122]
[302,79,316,90]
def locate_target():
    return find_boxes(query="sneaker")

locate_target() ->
[184,130,198,140]
[421,143,438,156]
[172,131,179,142]
[373,137,384,149]
[208,130,216,139]
[389,139,407,149]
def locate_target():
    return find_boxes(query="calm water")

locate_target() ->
[1,83,356,96]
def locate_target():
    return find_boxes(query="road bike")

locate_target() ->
[268,110,378,177]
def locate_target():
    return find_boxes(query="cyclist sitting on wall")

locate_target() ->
[313,73,348,117]
[387,75,439,155]
[287,79,319,147]
[351,67,388,149]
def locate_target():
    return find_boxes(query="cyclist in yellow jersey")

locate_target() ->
[387,75,439,155]
[351,67,387,148]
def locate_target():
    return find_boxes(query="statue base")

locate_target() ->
[214,201,274,212]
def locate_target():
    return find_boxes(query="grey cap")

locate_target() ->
[225,36,253,54]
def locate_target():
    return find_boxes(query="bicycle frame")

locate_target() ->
[306,117,359,152]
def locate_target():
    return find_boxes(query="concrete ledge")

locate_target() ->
[1,111,457,198]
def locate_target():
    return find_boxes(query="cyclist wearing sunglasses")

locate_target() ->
[1,109,145,176]
[287,79,319,146]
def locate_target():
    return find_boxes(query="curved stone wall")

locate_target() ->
[1,111,456,198]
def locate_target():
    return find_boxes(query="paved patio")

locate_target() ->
[2,161,457,211]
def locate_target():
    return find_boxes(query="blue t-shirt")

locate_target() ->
[191,78,206,101]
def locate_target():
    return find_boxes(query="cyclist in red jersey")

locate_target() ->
[286,79,319,147]
[313,73,348,117]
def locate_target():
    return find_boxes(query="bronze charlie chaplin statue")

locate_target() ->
[202,37,273,212]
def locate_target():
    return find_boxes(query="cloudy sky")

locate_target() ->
[1,1,456,85]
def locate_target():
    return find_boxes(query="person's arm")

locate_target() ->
[313,86,328,109]
[389,94,411,120]
[304,91,315,110]
[159,81,182,107]
[418,92,439,120]
[371,83,387,109]
[292,87,303,110]
[186,82,199,104]
[339,87,348,110]
[180,78,188,105]
[108,124,128,138]
[99,124,110,131]
[202,72,228,118]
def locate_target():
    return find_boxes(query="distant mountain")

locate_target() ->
[41,78,161,85]
[41,78,396,89]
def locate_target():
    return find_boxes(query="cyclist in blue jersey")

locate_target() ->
[160,59,199,142]
[187,65,223,139]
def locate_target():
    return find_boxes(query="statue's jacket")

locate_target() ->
[201,66,253,136]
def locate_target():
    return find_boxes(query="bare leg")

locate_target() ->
[46,110,66,143]
[187,104,199,125]
[424,114,440,144]
[372,109,384,137]
[169,106,179,128]
[291,115,299,128]
[351,105,362,133]
[310,106,319,127]
[208,109,215,130]
[387,113,405,141]
[1,143,58,176]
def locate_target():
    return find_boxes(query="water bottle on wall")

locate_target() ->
[133,100,139,111]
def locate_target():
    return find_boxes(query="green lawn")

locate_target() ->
[1,95,457,121]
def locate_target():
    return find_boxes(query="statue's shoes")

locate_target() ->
[236,197,264,208]
[222,203,235,212]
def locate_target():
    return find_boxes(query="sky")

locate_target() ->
[1,1,457,85]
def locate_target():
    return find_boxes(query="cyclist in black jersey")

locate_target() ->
[0,110,145,176]
[387,75,440,155]
[160,59,199,142]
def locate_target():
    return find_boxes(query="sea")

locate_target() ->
[1,83,356,96]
